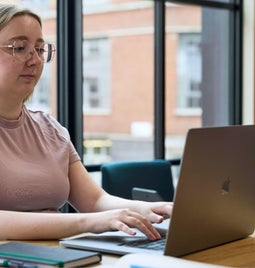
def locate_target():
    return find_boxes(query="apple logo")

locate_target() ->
[221,178,231,195]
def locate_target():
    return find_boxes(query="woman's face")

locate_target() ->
[0,14,44,102]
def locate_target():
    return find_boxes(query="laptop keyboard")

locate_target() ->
[120,237,166,251]
[82,228,167,252]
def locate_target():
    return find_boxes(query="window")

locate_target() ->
[165,1,242,160]
[177,33,202,113]
[83,1,155,165]
[57,1,242,174]
[83,38,110,113]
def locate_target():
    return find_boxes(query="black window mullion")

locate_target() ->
[154,0,166,159]
[229,0,242,124]
[57,0,83,212]
[57,0,83,159]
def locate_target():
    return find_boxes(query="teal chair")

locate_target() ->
[101,159,175,201]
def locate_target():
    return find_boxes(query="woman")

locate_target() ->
[0,3,172,241]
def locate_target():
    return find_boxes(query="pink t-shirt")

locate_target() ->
[0,106,80,212]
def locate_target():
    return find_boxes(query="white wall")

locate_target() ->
[243,0,255,124]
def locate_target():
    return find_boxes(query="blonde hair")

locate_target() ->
[0,2,43,103]
[0,2,41,30]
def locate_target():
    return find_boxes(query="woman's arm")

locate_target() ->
[68,161,173,237]
[0,161,172,241]
[68,161,173,220]
[0,210,86,240]
[0,208,162,241]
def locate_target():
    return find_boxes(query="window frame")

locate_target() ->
[155,0,242,158]
[56,0,242,162]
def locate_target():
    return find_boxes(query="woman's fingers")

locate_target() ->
[110,209,161,240]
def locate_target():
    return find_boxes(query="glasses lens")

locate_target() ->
[43,43,56,63]
[12,41,56,63]
[13,40,29,61]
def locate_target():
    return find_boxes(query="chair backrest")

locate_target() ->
[101,159,175,201]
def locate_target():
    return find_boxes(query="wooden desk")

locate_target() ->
[2,234,255,267]
[183,233,255,267]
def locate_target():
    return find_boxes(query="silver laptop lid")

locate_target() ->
[165,125,255,257]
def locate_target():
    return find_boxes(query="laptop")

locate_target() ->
[60,125,255,257]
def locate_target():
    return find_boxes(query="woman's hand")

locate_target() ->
[134,202,173,224]
[83,208,162,240]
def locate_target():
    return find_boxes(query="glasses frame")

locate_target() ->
[0,40,56,63]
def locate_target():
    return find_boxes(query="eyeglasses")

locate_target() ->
[0,40,56,63]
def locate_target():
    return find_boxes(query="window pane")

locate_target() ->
[177,33,202,110]
[165,4,202,161]
[165,3,234,161]
[201,6,231,126]
[83,38,110,112]
[83,0,154,165]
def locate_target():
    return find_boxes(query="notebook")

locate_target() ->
[60,125,255,257]
[0,241,101,267]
